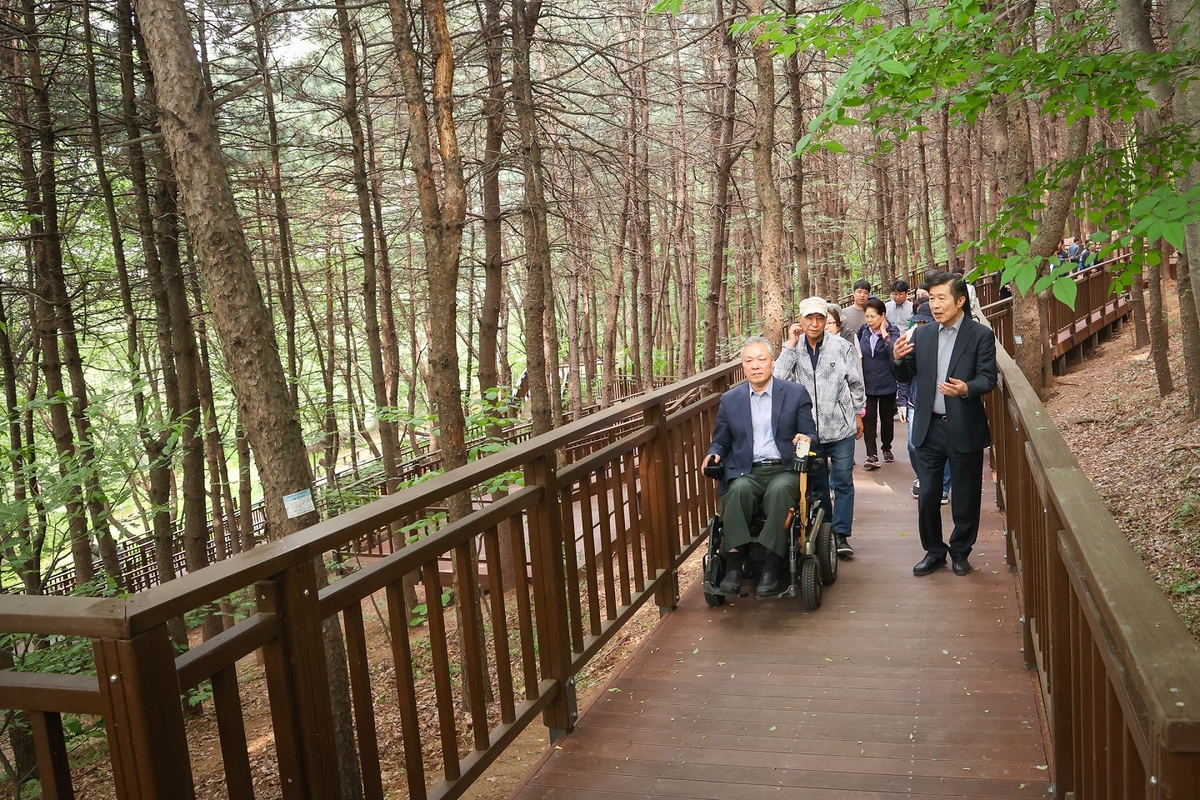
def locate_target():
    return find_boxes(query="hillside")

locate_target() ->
[1041,281,1200,638]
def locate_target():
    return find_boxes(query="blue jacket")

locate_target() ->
[706,378,819,496]
[857,322,901,396]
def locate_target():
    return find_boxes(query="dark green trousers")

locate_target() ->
[720,464,799,559]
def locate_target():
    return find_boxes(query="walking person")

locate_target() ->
[775,297,866,558]
[841,279,871,339]
[903,303,951,503]
[858,298,901,471]
[891,271,997,577]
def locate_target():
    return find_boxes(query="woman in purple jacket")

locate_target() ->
[858,297,901,470]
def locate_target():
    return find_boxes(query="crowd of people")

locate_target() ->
[703,268,998,593]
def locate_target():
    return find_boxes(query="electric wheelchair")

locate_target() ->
[701,447,838,610]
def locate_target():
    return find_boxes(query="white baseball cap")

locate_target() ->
[797,296,830,318]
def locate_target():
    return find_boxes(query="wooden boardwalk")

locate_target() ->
[514,436,1053,799]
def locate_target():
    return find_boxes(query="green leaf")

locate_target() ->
[880,60,911,77]
[1051,277,1078,309]
[821,140,847,154]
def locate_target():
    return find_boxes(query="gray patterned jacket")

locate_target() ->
[773,335,866,443]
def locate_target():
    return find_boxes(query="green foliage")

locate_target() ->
[729,0,1200,306]
[409,588,455,627]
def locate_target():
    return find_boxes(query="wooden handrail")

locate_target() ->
[0,358,739,799]
[986,325,1200,795]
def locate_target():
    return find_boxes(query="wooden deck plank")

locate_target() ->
[513,435,1052,798]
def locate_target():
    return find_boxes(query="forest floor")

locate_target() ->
[1040,278,1200,638]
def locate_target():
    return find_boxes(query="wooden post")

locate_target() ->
[641,402,679,612]
[256,562,342,799]
[524,453,576,741]
[1047,524,1075,799]
[29,711,74,800]
[94,625,196,800]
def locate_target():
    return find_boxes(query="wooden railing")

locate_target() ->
[985,333,1200,797]
[14,373,667,598]
[1047,256,1132,363]
[0,361,740,800]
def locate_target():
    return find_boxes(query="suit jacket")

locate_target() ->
[893,314,997,452]
[707,378,819,496]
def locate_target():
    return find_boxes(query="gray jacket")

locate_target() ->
[774,335,866,443]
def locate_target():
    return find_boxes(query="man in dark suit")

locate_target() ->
[891,271,997,577]
[702,336,819,596]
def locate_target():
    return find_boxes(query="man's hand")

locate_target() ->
[701,453,722,471]
[855,415,864,440]
[892,333,914,362]
[787,322,803,348]
[938,378,969,398]
[791,433,811,447]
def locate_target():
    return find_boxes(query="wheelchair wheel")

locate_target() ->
[799,558,822,610]
[703,516,727,606]
[814,522,838,586]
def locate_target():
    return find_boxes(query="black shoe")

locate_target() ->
[756,570,782,596]
[952,555,973,576]
[941,490,950,505]
[882,449,894,463]
[913,553,947,576]
[756,552,785,596]
[836,534,854,558]
[717,567,743,594]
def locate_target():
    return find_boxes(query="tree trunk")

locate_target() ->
[10,5,95,588]
[335,0,401,493]
[510,0,556,435]
[746,0,786,349]
[1146,241,1175,394]
[1176,248,1200,418]
[704,0,738,367]
[478,0,506,400]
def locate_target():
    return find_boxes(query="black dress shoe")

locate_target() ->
[912,553,947,576]
[952,555,973,576]
[756,570,782,596]
[717,568,743,594]
[756,551,786,596]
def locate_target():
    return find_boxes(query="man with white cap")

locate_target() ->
[774,297,866,558]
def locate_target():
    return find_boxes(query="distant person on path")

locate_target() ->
[891,271,997,578]
[841,280,871,340]
[858,298,901,471]
[775,297,866,559]
[887,280,914,420]
[952,265,979,317]
[824,304,845,340]
[885,280,913,331]
[702,337,818,597]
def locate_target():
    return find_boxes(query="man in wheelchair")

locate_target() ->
[701,336,819,597]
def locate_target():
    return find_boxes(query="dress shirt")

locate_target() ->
[933,313,964,415]
[750,379,782,462]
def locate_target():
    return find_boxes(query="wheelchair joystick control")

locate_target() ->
[703,458,725,480]
[793,443,812,474]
